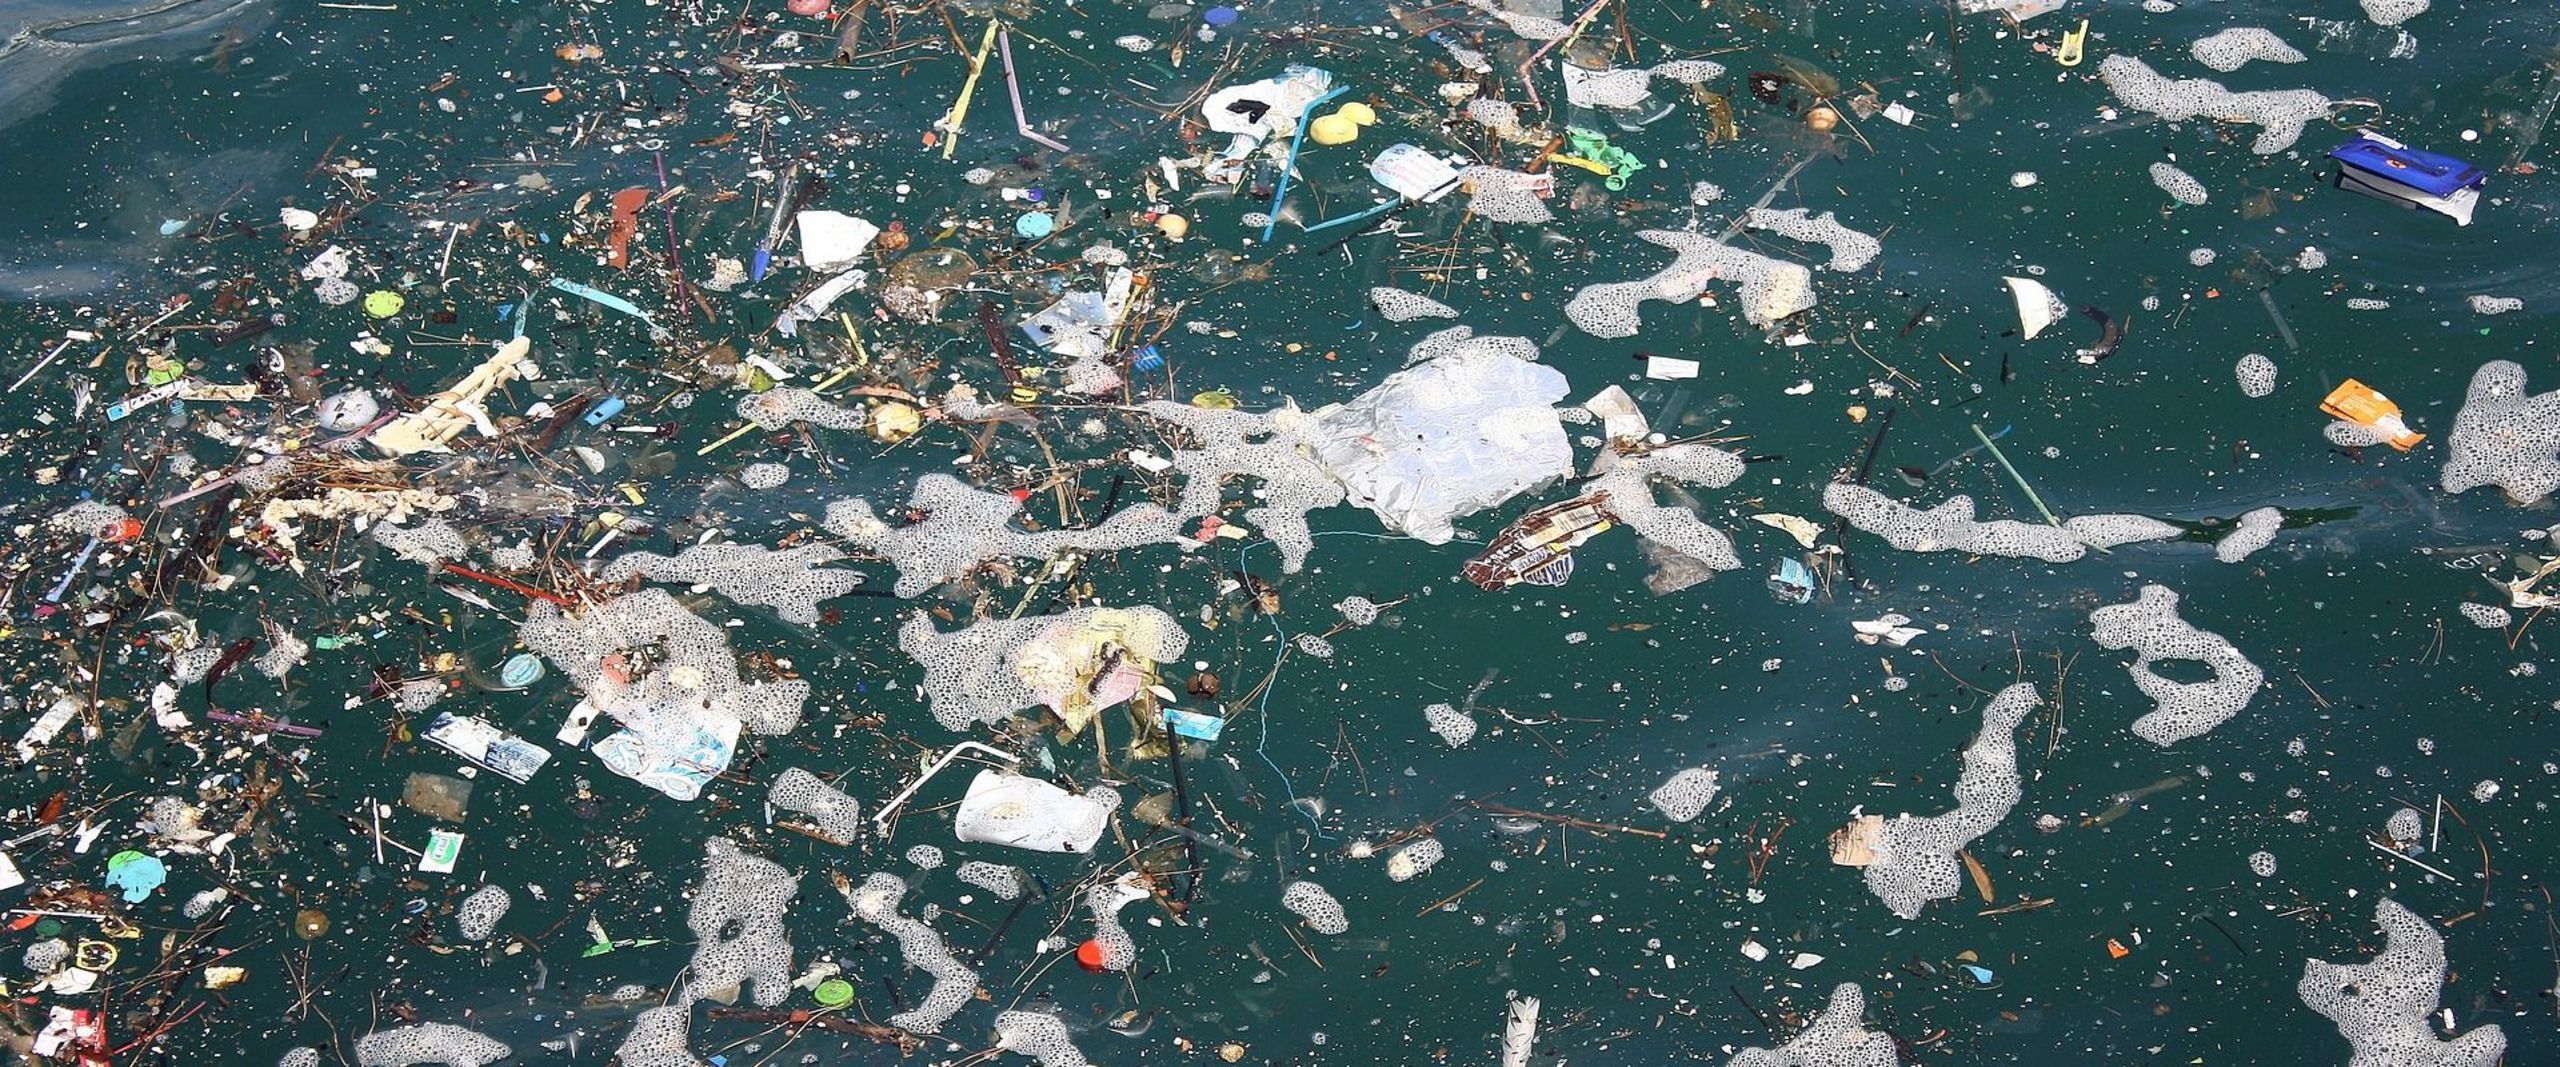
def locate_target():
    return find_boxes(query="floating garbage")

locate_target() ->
[0,2,2553,1065]
[2329,131,2487,225]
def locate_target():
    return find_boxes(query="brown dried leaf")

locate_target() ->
[1961,848,1995,903]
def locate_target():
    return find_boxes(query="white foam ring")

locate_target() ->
[685,838,798,1008]
[737,387,865,431]
[454,883,510,941]
[1590,443,1749,574]
[351,1023,511,1067]
[279,1049,323,1067]
[850,871,979,1034]
[1823,484,2084,562]
[1385,836,1444,882]
[603,542,862,627]
[768,768,862,842]
[373,518,470,565]
[612,1006,707,1067]
[257,620,310,680]
[899,605,1189,731]
[1280,880,1349,935]
[826,473,1181,598]
[2088,585,2262,746]
[2098,55,2330,154]
[2148,162,2209,206]
[1424,702,1477,747]
[1650,766,1721,822]
[2359,0,2428,26]
[2459,602,2511,629]
[1369,287,1459,323]
[1135,401,1346,572]
[2236,353,2278,398]
[1566,229,1817,335]
[1085,879,1144,972]
[2190,27,2306,72]
[1742,208,1882,272]
[1861,683,2035,919]
[519,588,809,736]
[1724,983,1897,1067]
[1456,165,1556,224]
[2062,514,2182,549]
[740,462,789,490]
[2298,899,2504,1066]
[48,500,128,537]
[2215,507,2282,563]
[995,1011,1092,1067]
[957,860,1026,899]
[2443,360,2560,505]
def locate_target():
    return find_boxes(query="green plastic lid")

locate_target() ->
[363,290,406,318]
[812,977,855,1007]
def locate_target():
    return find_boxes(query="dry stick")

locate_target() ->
[1467,800,1667,839]
[2434,798,2496,909]
[1417,876,1489,918]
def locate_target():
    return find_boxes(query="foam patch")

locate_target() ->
[1824,484,2084,562]
[602,542,863,626]
[2190,27,2306,71]
[2088,585,2261,746]
[2442,360,2560,504]
[1724,983,1896,1067]
[1859,683,2034,919]
[2298,899,2504,1065]
[2098,55,2330,154]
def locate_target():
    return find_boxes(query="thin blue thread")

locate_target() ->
[1236,528,1452,838]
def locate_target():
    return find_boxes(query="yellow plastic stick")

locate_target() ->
[941,21,1001,160]
[697,423,755,456]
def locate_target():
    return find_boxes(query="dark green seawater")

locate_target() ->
[1,0,2557,1064]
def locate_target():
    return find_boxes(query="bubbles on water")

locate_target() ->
[2235,353,2278,398]
[454,883,509,941]
[2214,506,2282,562]
[2248,850,2278,877]
[1859,684,2034,919]
[2459,602,2511,629]
[1385,836,1444,882]
[351,1023,510,1067]
[2443,361,2560,504]
[2190,27,2306,71]
[2098,55,2329,154]
[2149,162,2209,205]
[1742,208,1882,271]
[849,871,977,1032]
[768,768,862,842]
[1280,880,1348,935]
[1725,983,1896,1067]
[603,542,861,626]
[1649,766,1721,823]
[2298,899,2504,1066]
[995,1011,1091,1067]
[1369,287,1457,323]
[1424,702,1477,747]
[1825,484,2085,561]
[739,462,789,489]
[2090,585,2261,746]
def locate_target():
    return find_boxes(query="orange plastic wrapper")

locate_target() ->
[2319,379,2426,452]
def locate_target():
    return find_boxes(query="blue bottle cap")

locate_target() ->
[1015,212,1056,239]
[1204,5,1239,27]
[499,653,547,688]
